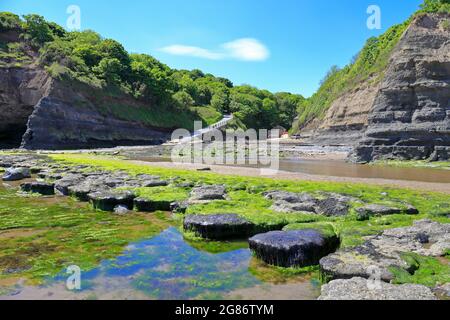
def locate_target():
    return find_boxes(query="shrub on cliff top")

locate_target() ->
[0,12,21,32]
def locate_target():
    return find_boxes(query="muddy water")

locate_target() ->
[277,159,450,183]
[130,156,450,183]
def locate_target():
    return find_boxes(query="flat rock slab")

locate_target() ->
[184,214,254,240]
[318,277,436,300]
[320,219,450,282]
[2,167,31,181]
[264,191,354,216]
[356,204,418,220]
[20,182,55,195]
[88,191,136,212]
[190,185,227,201]
[249,229,340,268]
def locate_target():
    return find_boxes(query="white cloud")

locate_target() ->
[159,38,269,62]
[159,45,224,60]
[222,38,269,61]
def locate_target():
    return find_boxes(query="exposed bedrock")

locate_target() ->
[249,229,340,268]
[183,214,255,240]
[351,14,450,162]
[318,277,437,300]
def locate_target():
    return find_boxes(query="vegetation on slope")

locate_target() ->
[0,12,304,131]
[293,0,450,132]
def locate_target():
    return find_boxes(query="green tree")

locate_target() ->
[93,57,122,84]
[172,91,195,109]
[23,14,54,45]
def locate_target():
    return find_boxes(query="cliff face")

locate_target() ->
[0,43,171,150]
[304,79,381,145]
[0,67,51,148]
[19,79,171,150]
[351,13,450,162]
[304,13,450,162]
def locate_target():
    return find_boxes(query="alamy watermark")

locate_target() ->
[66,265,81,290]
[66,5,81,31]
[171,121,280,175]
[367,5,381,30]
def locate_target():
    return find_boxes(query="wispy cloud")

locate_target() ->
[159,38,269,62]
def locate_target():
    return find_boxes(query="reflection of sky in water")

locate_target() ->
[52,227,261,299]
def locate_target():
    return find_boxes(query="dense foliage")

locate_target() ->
[292,0,450,132]
[0,12,303,131]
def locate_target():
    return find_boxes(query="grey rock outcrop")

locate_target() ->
[351,14,450,162]
[318,277,437,300]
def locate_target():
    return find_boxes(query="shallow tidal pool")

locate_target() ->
[0,227,319,300]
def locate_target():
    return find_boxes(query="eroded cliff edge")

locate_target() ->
[302,13,450,162]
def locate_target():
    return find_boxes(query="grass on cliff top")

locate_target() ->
[49,154,450,248]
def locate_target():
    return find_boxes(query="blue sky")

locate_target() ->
[1,0,423,97]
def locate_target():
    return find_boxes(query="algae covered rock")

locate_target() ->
[249,228,340,268]
[320,219,450,282]
[184,214,254,240]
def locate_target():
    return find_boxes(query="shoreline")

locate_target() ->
[130,160,450,194]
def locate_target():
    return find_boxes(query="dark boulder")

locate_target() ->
[88,190,136,212]
[133,197,155,212]
[249,229,340,268]
[133,197,173,212]
[20,182,55,195]
[184,214,255,240]
[141,180,168,187]
[2,167,31,181]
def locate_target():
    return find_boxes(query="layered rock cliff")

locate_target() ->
[303,13,450,162]
[351,13,450,162]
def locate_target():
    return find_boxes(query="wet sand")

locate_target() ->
[130,160,450,194]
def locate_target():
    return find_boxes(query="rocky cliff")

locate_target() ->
[0,33,172,149]
[303,13,450,162]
